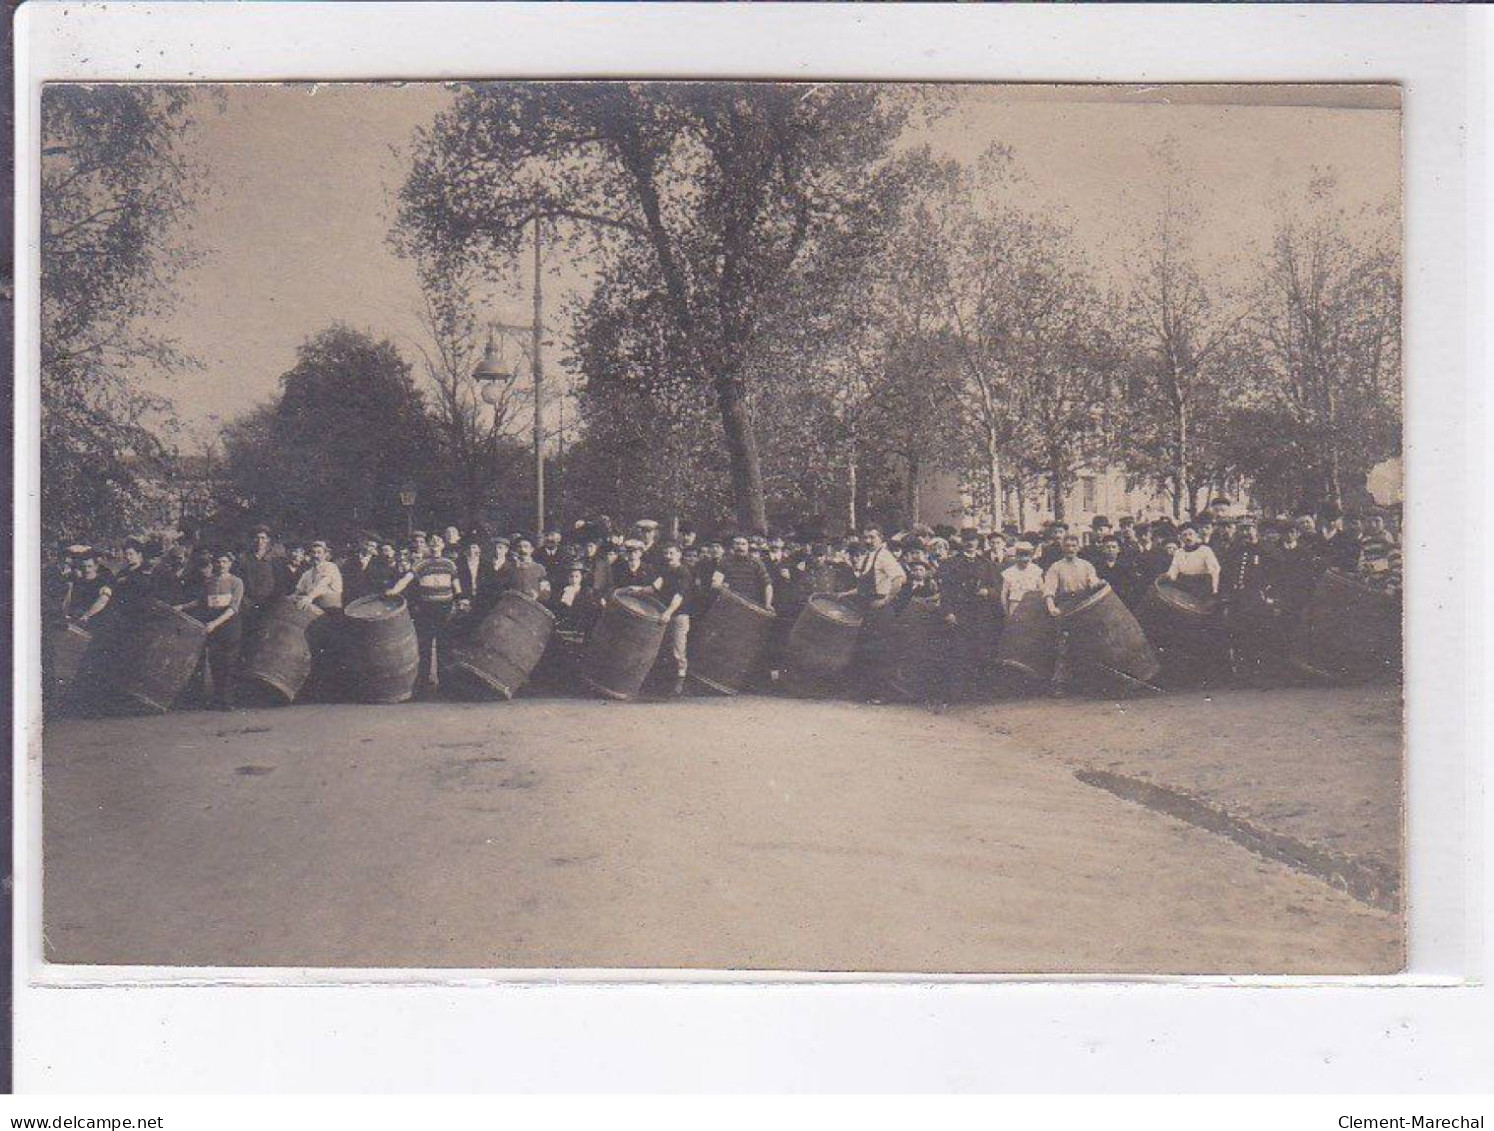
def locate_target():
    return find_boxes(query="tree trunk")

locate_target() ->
[1016,479,1027,532]
[906,453,921,526]
[985,424,1003,533]
[1050,468,1066,523]
[1174,402,1189,520]
[715,375,768,534]
[846,446,858,533]
[1324,390,1343,510]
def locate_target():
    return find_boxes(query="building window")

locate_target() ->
[1081,475,1097,513]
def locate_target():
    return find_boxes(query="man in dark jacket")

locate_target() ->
[235,525,287,638]
[342,534,386,604]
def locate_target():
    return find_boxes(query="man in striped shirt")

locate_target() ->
[389,536,458,696]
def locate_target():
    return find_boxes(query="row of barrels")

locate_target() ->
[44,594,429,715]
[42,567,1400,715]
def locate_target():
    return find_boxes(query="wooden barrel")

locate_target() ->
[239,597,323,704]
[1145,578,1220,658]
[1289,568,1402,684]
[44,621,94,705]
[689,588,776,695]
[447,591,556,700]
[1060,583,1161,691]
[993,590,1058,686]
[581,591,668,701]
[883,596,945,702]
[340,594,419,704]
[107,598,208,714]
[783,594,864,694]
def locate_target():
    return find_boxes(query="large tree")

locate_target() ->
[240,325,439,536]
[565,252,736,531]
[40,85,207,542]
[1250,177,1401,511]
[394,81,920,533]
[1121,145,1242,518]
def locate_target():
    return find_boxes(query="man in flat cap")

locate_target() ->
[999,541,1044,619]
[715,533,774,610]
[634,519,663,573]
[500,536,550,602]
[694,535,726,617]
[342,532,386,604]
[606,538,652,597]
[235,524,288,642]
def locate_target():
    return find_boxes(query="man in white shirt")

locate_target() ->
[293,540,344,611]
[838,525,905,611]
[1165,524,1222,600]
[1043,533,1103,617]
[999,541,1045,618]
[836,525,907,703]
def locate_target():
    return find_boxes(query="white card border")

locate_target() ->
[12,0,1490,1092]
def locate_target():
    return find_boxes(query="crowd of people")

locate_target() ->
[45,502,1403,710]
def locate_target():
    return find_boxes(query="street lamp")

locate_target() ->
[399,482,417,538]
[472,215,545,539]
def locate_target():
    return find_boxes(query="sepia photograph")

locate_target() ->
[35,79,1404,975]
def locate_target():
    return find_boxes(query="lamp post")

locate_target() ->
[472,215,545,539]
[398,483,417,538]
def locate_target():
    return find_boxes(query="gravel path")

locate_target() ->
[949,685,1403,908]
[42,694,1402,973]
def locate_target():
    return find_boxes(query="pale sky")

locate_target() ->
[135,82,1400,445]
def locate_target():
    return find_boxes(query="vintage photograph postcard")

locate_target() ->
[37,81,1402,973]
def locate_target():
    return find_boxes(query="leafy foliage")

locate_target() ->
[395,81,925,531]
[223,325,440,537]
[1247,178,1401,511]
[40,85,206,542]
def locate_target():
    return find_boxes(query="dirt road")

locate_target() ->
[953,685,1404,911]
[41,691,1403,973]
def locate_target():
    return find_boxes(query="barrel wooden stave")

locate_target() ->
[1060,583,1161,690]
[448,591,556,700]
[107,599,208,713]
[1288,568,1401,684]
[582,592,668,701]
[993,590,1058,687]
[239,597,323,704]
[783,594,864,695]
[44,622,94,706]
[690,588,776,695]
[1145,578,1221,658]
[883,596,945,702]
[340,595,420,703]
